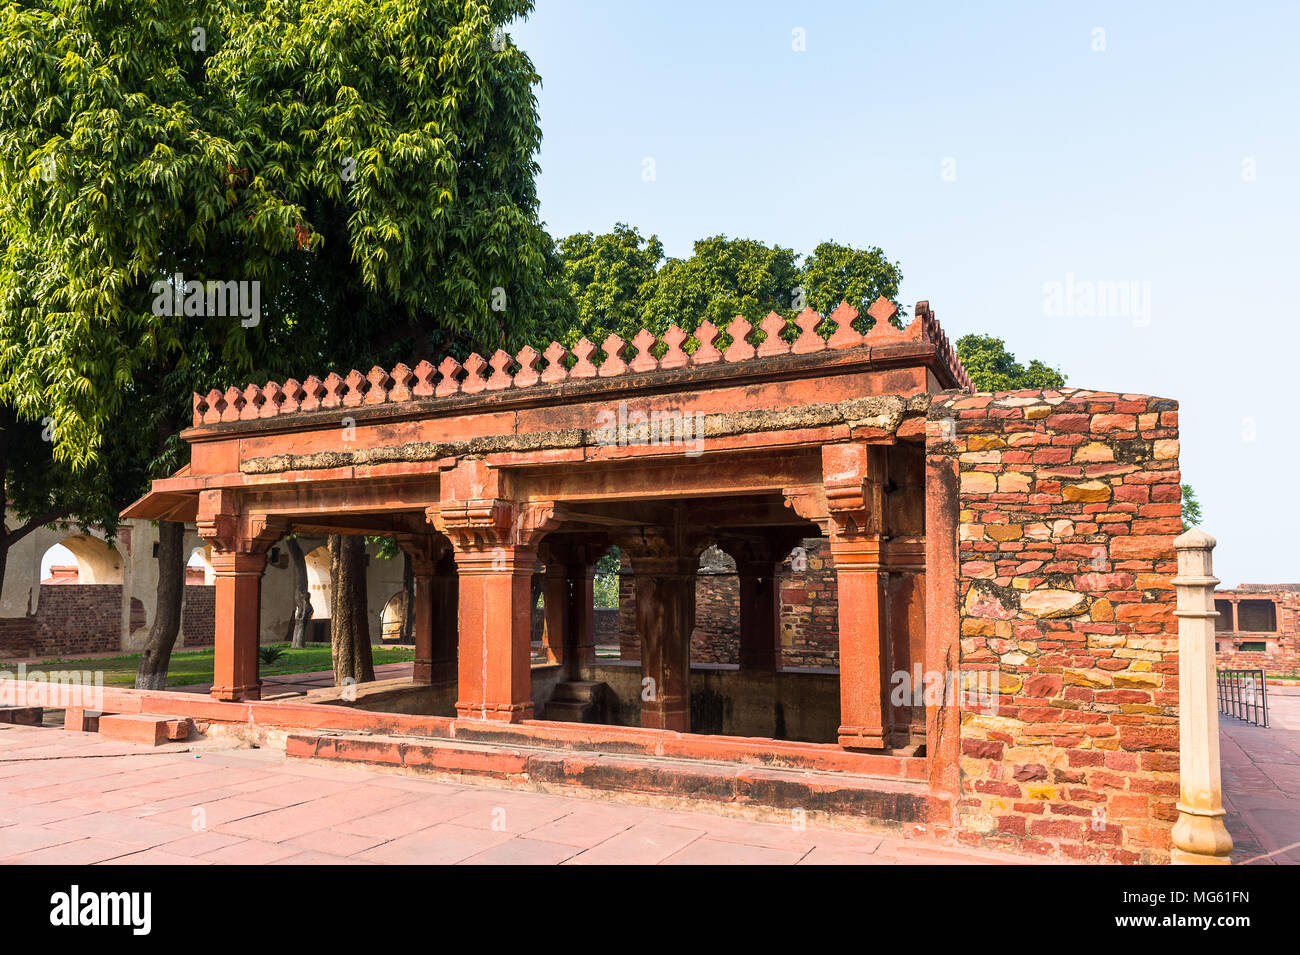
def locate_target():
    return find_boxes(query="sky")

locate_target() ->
[508,0,1300,587]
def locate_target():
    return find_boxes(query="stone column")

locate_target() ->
[823,442,890,751]
[541,560,570,667]
[209,550,267,702]
[1171,528,1233,865]
[429,551,459,684]
[621,531,698,732]
[728,538,789,672]
[568,561,597,681]
[196,493,285,703]
[396,534,448,685]
[433,495,557,723]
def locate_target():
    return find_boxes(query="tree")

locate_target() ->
[555,224,662,346]
[554,230,907,346]
[640,235,802,334]
[0,407,148,601]
[800,240,904,329]
[954,335,1066,392]
[1181,484,1203,531]
[0,0,562,688]
[283,535,313,649]
[329,534,373,685]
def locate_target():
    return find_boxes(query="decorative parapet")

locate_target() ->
[191,297,973,426]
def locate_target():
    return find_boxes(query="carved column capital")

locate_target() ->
[195,490,287,556]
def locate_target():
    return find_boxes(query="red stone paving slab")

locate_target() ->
[147,796,282,830]
[215,785,427,842]
[459,835,582,865]
[232,777,357,808]
[270,850,373,865]
[2,837,137,865]
[283,827,391,856]
[45,811,193,849]
[153,830,247,858]
[523,804,644,848]
[0,823,88,856]
[662,837,805,865]
[564,822,704,865]
[101,847,211,865]
[356,822,512,864]
[195,839,302,864]
[335,792,502,840]
[0,799,99,826]
[448,796,573,834]
[796,844,889,865]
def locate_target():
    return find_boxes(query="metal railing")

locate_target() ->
[1217,669,1269,727]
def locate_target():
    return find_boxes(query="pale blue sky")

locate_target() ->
[510,1,1300,586]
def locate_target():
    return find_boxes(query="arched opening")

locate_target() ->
[39,533,122,585]
[187,545,213,585]
[380,590,408,643]
[691,543,739,665]
[304,545,332,620]
[594,544,622,661]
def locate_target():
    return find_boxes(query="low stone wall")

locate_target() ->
[932,388,1181,864]
[0,585,123,657]
[1215,646,1298,677]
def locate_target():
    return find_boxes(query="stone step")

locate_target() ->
[286,731,939,826]
[97,714,192,746]
[550,680,607,703]
[544,700,593,722]
[64,707,102,733]
[0,706,43,725]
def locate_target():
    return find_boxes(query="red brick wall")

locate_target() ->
[931,388,1181,864]
[778,539,839,668]
[0,585,123,657]
[182,585,216,647]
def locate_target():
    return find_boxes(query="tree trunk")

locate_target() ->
[329,534,373,685]
[285,536,312,648]
[136,520,185,690]
[400,550,414,644]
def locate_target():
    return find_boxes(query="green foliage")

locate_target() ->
[1181,484,1202,531]
[554,224,662,346]
[593,545,620,609]
[954,334,1066,392]
[258,644,288,664]
[366,535,400,560]
[641,235,801,335]
[799,240,904,329]
[0,0,561,482]
[553,231,906,347]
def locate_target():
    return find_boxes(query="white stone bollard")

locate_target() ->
[1170,529,1233,864]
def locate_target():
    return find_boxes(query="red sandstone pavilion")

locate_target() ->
[118,296,1198,863]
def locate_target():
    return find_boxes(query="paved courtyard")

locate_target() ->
[1220,687,1300,865]
[0,722,1024,865]
[0,689,1292,865]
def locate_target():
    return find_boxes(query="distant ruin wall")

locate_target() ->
[0,585,124,657]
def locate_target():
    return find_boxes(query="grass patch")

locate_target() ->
[20,643,415,688]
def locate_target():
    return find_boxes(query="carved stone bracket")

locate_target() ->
[195,489,288,556]
[429,499,561,561]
